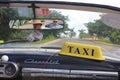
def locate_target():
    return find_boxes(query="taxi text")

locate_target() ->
[67,46,95,56]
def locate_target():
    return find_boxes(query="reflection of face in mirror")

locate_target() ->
[33,20,43,29]
[46,20,63,29]
[53,20,58,25]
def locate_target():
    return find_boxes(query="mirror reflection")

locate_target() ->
[9,19,64,30]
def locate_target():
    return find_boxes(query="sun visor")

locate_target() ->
[59,42,105,61]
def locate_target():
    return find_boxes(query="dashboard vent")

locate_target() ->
[0,62,19,78]
[0,72,3,74]
[0,64,4,67]
[0,64,4,76]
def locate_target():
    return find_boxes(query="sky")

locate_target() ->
[50,0,120,37]
[60,10,101,33]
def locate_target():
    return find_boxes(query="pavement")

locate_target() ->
[42,39,62,46]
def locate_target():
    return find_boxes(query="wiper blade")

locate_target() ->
[41,47,61,49]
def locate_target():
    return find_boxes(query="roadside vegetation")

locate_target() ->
[79,17,120,45]
[30,35,57,44]
[85,19,120,45]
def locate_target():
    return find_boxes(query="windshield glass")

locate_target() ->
[0,6,120,59]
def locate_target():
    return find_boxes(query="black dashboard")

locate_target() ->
[0,52,120,80]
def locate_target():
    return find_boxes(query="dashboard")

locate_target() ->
[0,52,119,80]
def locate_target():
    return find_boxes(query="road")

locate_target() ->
[42,38,120,61]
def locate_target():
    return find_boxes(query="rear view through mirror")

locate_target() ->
[9,19,64,30]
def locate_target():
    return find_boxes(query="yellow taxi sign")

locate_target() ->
[0,40,4,43]
[59,42,105,61]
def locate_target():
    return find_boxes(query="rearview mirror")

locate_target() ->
[9,19,64,30]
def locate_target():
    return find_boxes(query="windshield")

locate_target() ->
[0,4,120,59]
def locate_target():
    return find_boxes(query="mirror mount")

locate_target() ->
[28,3,39,19]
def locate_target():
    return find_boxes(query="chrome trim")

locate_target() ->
[71,70,117,75]
[0,48,60,53]
[23,68,69,74]
[22,68,118,79]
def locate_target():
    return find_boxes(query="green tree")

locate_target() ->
[0,8,17,40]
[109,29,120,44]
[78,29,86,39]
[68,28,76,38]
